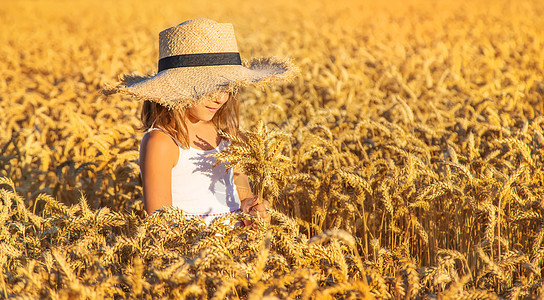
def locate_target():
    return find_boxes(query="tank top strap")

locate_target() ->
[146,128,183,148]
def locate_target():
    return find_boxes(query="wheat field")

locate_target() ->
[1,0,544,298]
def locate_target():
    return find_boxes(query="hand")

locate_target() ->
[241,195,271,226]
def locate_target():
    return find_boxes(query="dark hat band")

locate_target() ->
[158,52,242,72]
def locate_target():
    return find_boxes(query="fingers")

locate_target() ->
[241,195,258,213]
[249,201,270,221]
[249,202,266,214]
[245,196,263,212]
[242,197,271,227]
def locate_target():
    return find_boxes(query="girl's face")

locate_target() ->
[186,92,229,123]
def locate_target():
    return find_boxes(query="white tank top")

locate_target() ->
[143,128,242,224]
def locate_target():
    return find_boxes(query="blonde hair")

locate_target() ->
[140,93,240,148]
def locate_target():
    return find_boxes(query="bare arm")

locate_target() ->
[233,171,254,201]
[139,130,179,215]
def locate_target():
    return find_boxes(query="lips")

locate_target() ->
[205,106,219,113]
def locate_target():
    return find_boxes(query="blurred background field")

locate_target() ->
[1,0,544,298]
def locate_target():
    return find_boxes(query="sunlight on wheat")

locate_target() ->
[1,0,544,298]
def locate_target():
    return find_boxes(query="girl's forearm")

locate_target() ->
[233,172,254,200]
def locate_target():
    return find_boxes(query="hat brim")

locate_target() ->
[103,56,299,109]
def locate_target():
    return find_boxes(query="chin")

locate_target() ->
[203,112,216,121]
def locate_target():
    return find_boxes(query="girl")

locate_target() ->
[106,18,296,225]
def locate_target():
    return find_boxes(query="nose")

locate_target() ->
[213,92,229,104]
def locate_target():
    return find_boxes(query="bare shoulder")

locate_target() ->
[140,130,180,168]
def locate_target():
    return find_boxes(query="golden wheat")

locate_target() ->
[1,0,544,298]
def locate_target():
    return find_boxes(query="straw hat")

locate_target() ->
[104,18,298,108]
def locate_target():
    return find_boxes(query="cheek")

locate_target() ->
[220,96,231,109]
[220,93,230,104]
[215,93,229,107]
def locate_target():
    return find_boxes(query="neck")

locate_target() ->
[185,116,215,130]
[184,117,220,150]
